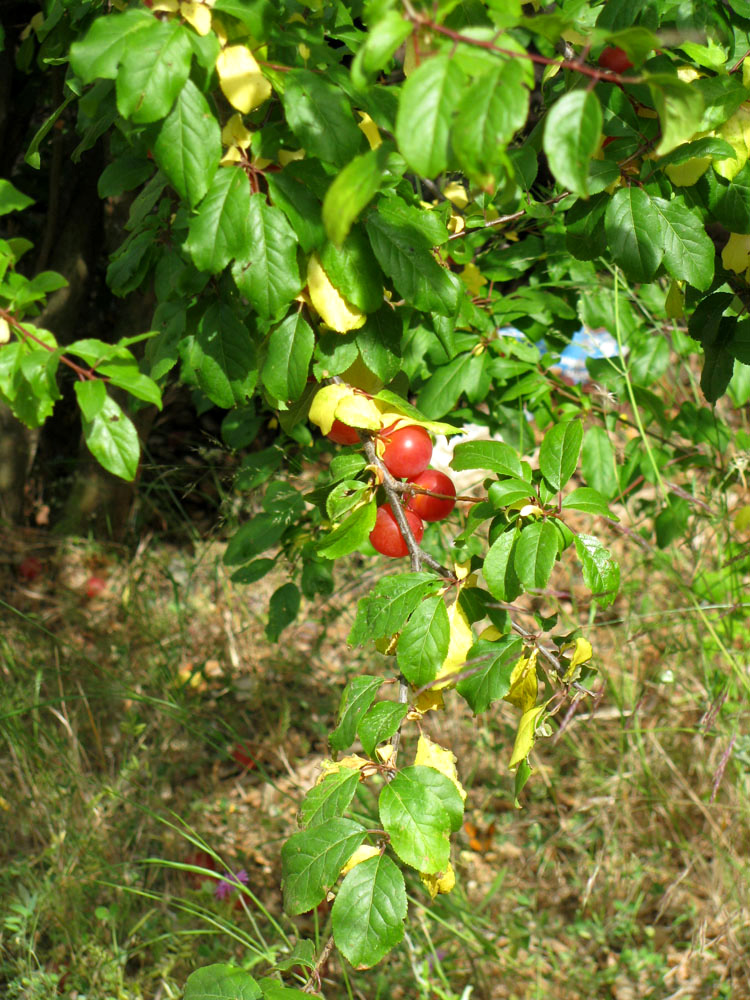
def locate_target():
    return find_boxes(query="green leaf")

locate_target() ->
[396,595,450,688]
[574,533,620,608]
[404,765,464,833]
[96,359,162,408]
[357,702,409,758]
[379,771,451,874]
[457,636,524,713]
[68,9,153,82]
[539,420,583,491]
[185,303,257,408]
[153,79,221,208]
[451,440,523,479]
[282,70,362,167]
[299,769,361,829]
[266,165,325,254]
[115,19,192,124]
[266,583,301,641]
[281,818,367,916]
[453,61,529,182]
[186,167,252,274]
[98,156,154,198]
[627,334,670,387]
[514,521,558,591]
[223,514,287,563]
[366,203,461,316]
[604,187,664,284]
[647,73,704,157]
[81,394,140,481]
[330,675,384,752]
[417,352,486,419]
[543,90,602,197]
[322,145,389,246]
[396,55,466,178]
[74,379,107,422]
[261,312,314,403]
[326,480,368,521]
[212,0,271,36]
[488,479,535,507]
[184,964,262,1000]
[483,531,522,602]
[317,500,377,559]
[651,197,714,291]
[332,854,406,969]
[348,573,444,645]
[561,487,618,519]
[259,981,309,1000]
[351,11,412,87]
[230,558,276,585]
[355,309,402,383]
[702,340,735,403]
[320,230,383,313]
[0,179,34,215]
[581,425,618,498]
[231,194,302,319]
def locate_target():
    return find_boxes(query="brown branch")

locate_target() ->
[0,308,99,381]
[448,193,571,242]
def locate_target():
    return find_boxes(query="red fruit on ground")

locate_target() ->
[327,419,360,445]
[369,505,424,558]
[230,743,257,769]
[380,424,433,478]
[598,46,633,73]
[86,575,107,598]
[406,469,457,522]
[18,556,43,581]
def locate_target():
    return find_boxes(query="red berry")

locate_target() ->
[327,419,360,445]
[369,505,424,558]
[406,469,457,522]
[598,47,633,73]
[86,575,107,598]
[380,425,432,478]
[230,743,257,769]
[18,557,42,581]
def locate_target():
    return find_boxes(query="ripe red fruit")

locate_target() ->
[230,743,257,769]
[86,575,107,598]
[327,419,360,445]
[380,425,433,478]
[406,469,457,522]
[369,505,424,558]
[598,47,633,73]
[18,556,43,581]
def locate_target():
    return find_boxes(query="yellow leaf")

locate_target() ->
[221,113,253,151]
[341,355,384,394]
[444,181,468,209]
[309,384,353,435]
[181,0,212,35]
[341,844,380,875]
[677,66,702,84]
[722,232,750,274]
[0,318,10,345]
[415,734,467,801]
[376,743,395,764]
[151,0,179,11]
[375,634,398,656]
[373,406,459,438]
[278,148,305,166]
[715,106,750,181]
[420,863,455,899]
[479,624,503,642]
[735,505,750,532]
[504,649,538,712]
[334,393,382,432]
[403,36,418,77]
[358,112,382,150]
[509,704,546,770]
[665,156,711,186]
[665,280,684,319]
[216,45,271,114]
[299,42,311,60]
[460,261,487,296]
[414,689,445,713]
[560,637,592,672]
[433,599,474,690]
[447,211,464,236]
[317,754,369,781]
[307,254,366,332]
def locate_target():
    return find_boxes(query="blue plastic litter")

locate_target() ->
[497,326,623,384]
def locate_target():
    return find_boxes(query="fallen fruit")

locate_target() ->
[18,556,43,581]
[86,575,107,598]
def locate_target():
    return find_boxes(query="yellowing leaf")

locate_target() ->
[358,112,382,150]
[318,754,369,781]
[307,254,366,333]
[420,863,455,899]
[216,45,272,114]
[722,232,750,274]
[341,844,380,875]
[376,743,395,764]
[0,318,10,345]
[373,406,459,439]
[735,505,750,532]
[309,384,353,435]
[715,106,750,181]
[665,280,684,319]
[334,392,382,431]
[278,148,305,166]
[433,599,474,689]
[221,113,253,151]
[677,66,702,84]
[461,261,486,296]
[444,182,468,209]
[181,0,212,35]
[414,688,445,713]
[375,634,398,656]
[504,649,538,712]
[665,156,711,186]
[415,734,467,801]
[479,625,504,642]
[509,704,546,770]
[560,637,592,681]
[151,0,179,11]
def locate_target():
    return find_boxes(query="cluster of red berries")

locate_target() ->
[327,421,457,558]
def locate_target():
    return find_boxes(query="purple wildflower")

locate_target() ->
[214,868,249,900]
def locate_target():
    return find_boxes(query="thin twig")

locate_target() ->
[0,308,99,381]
